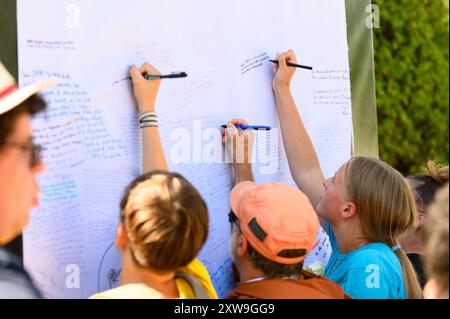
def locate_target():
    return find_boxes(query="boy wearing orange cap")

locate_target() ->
[222,120,350,299]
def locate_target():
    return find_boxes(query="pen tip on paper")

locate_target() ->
[112,78,129,85]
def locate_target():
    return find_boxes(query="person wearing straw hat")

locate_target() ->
[0,62,55,298]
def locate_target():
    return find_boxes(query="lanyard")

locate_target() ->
[241,277,269,284]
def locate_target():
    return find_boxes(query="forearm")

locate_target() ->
[141,127,169,173]
[233,164,254,185]
[274,86,322,173]
[274,86,325,206]
[130,63,166,173]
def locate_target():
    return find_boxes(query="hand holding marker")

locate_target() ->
[269,59,313,70]
[114,71,188,84]
[220,57,313,131]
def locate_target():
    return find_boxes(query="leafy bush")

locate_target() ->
[372,0,449,175]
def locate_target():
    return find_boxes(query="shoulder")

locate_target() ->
[184,259,209,275]
[230,276,350,299]
[183,259,214,285]
[347,243,401,271]
[0,247,21,265]
[89,284,164,299]
[181,259,218,299]
[0,248,41,299]
[341,244,406,299]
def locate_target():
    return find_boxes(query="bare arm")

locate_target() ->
[272,51,325,208]
[130,63,169,172]
[222,119,255,185]
[233,164,254,185]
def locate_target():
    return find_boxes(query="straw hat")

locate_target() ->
[0,62,56,115]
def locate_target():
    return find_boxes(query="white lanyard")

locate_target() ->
[242,275,300,284]
[241,277,268,284]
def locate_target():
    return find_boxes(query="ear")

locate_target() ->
[237,234,248,257]
[340,201,357,219]
[417,212,426,228]
[115,223,128,251]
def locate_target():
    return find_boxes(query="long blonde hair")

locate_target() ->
[345,157,423,299]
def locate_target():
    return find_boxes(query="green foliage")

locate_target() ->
[373,0,449,175]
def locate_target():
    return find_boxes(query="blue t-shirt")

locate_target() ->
[324,222,406,299]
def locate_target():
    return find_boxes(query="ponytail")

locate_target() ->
[395,249,423,299]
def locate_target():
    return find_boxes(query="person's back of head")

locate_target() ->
[228,182,347,298]
[423,184,449,299]
[120,170,209,272]
[230,182,320,275]
[407,160,449,214]
[344,156,422,299]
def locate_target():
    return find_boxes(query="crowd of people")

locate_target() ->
[0,51,448,299]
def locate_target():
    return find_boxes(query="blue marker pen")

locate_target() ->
[221,125,271,131]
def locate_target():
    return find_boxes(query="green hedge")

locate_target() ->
[373,0,449,175]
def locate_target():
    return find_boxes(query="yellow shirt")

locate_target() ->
[89,283,164,299]
[89,259,218,299]
[176,258,218,299]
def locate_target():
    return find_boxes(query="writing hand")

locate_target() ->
[129,63,161,113]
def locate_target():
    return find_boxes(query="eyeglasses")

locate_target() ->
[228,210,240,231]
[2,139,44,168]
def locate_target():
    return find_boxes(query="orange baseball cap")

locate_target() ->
[230,182,320,265]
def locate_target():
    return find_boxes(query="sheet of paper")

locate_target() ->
[18,0,352,298]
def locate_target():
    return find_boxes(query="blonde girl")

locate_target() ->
[271,50,422,299]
